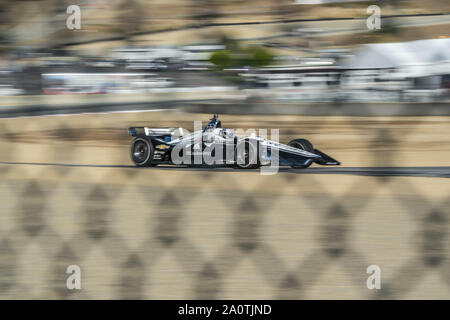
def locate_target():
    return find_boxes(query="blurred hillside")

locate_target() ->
[0,0,449,55]
[0,0,448,101]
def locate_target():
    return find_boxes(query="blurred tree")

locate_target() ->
[210,50,232,69]
[210,35,274,69]
[246,47,274,67]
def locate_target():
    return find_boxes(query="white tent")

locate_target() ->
[344,38,450,72]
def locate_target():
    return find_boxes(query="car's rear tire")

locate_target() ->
[288,138,314,169]
[235,140,261,169]
[131,137,155,166]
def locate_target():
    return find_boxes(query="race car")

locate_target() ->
[128,114,340,169]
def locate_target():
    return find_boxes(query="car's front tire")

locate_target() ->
[288,138,314,169]
[131,137,155,166]
[235,140,261,169]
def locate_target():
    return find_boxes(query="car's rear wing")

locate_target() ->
[128,127,145,136]
[128,127,185,139]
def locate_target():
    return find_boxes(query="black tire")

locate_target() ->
[130,137,155,166]
[235,140,261,169]
[288,138,314,169]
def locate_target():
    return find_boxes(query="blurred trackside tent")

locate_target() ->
[343,38,450,82]
[340,39,450,100]
[344,38,450,70]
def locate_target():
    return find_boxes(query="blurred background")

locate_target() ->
[0,0,449,101]
[0,0,449,299]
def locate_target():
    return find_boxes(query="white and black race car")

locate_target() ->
[128,115,340,169]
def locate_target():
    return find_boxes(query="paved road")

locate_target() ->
[2,97,450,118]
[0,161,448,178]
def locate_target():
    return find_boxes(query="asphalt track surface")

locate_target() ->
[0,100,187,118]
[0,161,448,178]
[3,100,450,118]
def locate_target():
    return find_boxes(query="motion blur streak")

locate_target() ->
[0,112,449,299]
[0,0,449,300]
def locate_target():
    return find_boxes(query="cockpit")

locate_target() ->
[203,127,235,143]
[202,115,235,141]
[203,114,222,132]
